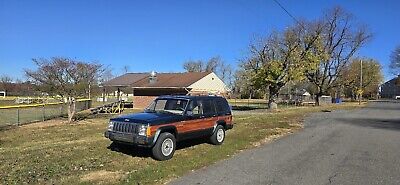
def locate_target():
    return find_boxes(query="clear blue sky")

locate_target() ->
[0,0,399,81]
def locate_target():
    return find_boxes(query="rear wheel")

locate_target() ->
[152,132,176,161]
[209,125,225,145]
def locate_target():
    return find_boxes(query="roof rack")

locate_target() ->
[187,92,220,97]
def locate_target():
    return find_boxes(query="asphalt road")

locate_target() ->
[170,101,400,185]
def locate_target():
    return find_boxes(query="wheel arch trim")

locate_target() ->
[212,120,226,133]
[152,126,177,146]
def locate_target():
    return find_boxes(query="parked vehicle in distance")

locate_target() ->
[395,96,400,100]
[104,95,233,160]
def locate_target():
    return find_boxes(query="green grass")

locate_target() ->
[0,102,91,128]
[0,99,15,106]
[0,103,364,185]
[0,105,68,127]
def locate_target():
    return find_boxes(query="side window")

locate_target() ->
[187,100,202,116]
[201,99,216,116]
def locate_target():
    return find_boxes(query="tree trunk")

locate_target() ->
[314,86,324,106]
[315,94,320,106]
[268,86,279,109]
[67,97,76,123]
[351,90,356,101]
[315,90,323,106]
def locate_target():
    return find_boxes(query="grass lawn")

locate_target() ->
[0,101,91,128]
[0,105,66,128]
[0,99,15,106]
[0,103,364,185]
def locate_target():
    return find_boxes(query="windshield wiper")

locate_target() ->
[156,110,181,115]
[145,109,156,113]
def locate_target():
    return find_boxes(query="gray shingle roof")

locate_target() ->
[103,72,211,88]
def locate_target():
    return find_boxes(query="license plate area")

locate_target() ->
[111,132,133,143]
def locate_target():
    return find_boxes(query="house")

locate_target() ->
[0,91,5,98]
[103,71,229,108]
[380,76,400,99]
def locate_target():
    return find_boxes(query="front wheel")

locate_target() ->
[152,132,176,161]
[209,125,225,145]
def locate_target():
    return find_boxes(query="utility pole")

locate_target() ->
[88,83,91,100]
[359,59,363,105]
[287,81,290,108]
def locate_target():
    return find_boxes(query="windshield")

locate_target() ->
[146,99,189,115]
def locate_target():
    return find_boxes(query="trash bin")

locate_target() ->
[334,98,342,104]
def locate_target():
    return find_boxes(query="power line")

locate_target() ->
[272,0,305,30]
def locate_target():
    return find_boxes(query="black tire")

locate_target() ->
[209,125,225,145]
[152,132,176,161]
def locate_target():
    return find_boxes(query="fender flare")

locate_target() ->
[212,120,226,133]
[151,126,177,146]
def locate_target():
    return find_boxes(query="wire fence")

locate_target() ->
[227,99,269,110]
[227,98,313,110]
[0,100,91,128]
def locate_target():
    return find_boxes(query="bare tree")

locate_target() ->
[25,57,103,123]
[183,60,204,72]
[390,45,400,76]
[0,75,13,93]
[99,67,114,83]
[233,68,258,98]
[183,57,234,89]
[122,65,130,74]
[183,57,221,73]
[205,57,220,72]
[304,7,372,105]
[219,62,234,88]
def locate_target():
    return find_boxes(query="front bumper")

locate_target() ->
[104,131,154,147]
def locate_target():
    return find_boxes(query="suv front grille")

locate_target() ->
[113,122,137,133]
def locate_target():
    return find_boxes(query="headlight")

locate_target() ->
[137,124,149,136]
[107,121,114,131]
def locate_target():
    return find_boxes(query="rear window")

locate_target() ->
[201,99,216,116]
[216,98,230,114]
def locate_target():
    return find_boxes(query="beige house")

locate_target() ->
[103,72,229,108]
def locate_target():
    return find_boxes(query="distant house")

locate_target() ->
[0,91,5,98]
[380,76,400,98]
[103,72,229,108]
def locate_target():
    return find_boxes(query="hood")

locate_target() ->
[110,112,182,124]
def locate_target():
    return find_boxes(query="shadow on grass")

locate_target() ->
[107,138,210,159]
[107,142,153,158]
